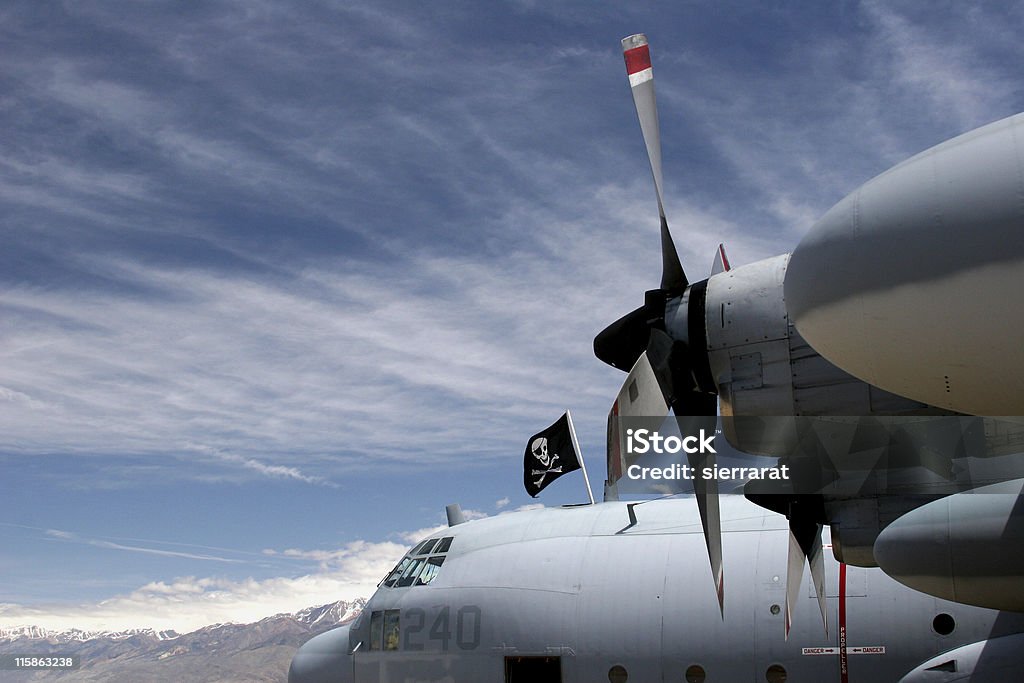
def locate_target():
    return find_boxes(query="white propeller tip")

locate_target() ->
[621,33,648,50]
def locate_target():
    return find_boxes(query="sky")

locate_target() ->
[2,1,1023,633]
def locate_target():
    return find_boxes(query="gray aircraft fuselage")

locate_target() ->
[289,497,1024,682]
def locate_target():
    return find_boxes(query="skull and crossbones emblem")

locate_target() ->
[531,437,557,468]
[530,436,562,488]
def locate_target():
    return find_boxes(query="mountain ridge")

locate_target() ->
[0,598,365,682]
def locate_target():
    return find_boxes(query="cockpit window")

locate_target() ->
[415,556,445,585]
[369,610,383,651]
[396,558,426,587]
[383,610,400,651]
[381,557,411,588]
[409,539,432,555]
[380,535,455,588]
[417,538,439,555]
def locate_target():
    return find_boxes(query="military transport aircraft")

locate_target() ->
[290,33,1024,682]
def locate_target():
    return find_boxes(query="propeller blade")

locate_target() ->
[710,243,731,275]
[808,529,828,634]
[621,34,687,293]
[595,287,673,372]
[647,329,723,611]
[687,443,724,615]
[622,34,665,222]
[594,305,652,371]
[605,39,722,601]
[644,327,676,396]
[645,329,717,417]
[784,522,804,640]
[659,216,686,293]
[785,515,827,639]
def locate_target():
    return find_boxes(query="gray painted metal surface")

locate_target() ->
[898,632,1024,683]
[291,498,1024,682]
[875,479,1024,611]
[785,113,1024,415]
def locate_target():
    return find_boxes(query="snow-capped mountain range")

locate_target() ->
[0,625,182,642]
[0,598,363,645]
[0,599,365,682]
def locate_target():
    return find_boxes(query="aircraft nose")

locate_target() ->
[288,623,353,683]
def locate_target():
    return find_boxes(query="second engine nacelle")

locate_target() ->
[874,479,1024,612]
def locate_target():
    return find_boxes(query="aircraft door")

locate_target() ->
[504,655,561,682]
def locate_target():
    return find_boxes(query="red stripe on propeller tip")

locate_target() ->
[623,45,652,75]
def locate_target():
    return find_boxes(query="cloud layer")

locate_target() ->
[0,538,404,633]
[0,505,541,632]
[4,3,1022,482]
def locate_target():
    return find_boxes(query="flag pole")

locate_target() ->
[565,410,595,505]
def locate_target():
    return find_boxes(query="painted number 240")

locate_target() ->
[403,606,481,651]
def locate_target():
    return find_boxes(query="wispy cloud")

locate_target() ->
[184,443,333,487]
[8,3,1019,488]
[84,540,243,564]
[0,559,392,634]
[43,529,74,540]
[0,506,560,632]
[0,190,722,481]
[861,1,1019,132]
[40,527,244,564]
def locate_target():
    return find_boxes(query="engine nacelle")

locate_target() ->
[786,113,1024,416]
[874,479,1024,611]
[699,255,941,455]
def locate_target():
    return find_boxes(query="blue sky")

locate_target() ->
[2,1,1023,632]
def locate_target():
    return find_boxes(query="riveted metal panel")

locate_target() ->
[706,255,796,418]
[788,325,870,416]
[715,339,796,418]
[731,353,764,391]
[705,254,791,351]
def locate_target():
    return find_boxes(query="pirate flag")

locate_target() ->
[524,412,582,497]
